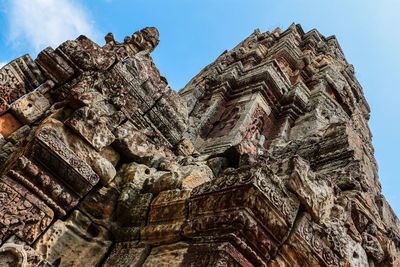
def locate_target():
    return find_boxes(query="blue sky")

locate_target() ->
[0,0,399,215]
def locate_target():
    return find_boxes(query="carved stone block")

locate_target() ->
[0,176,53,244]
[57,35,115,72]
[11,90,51,125]
[113,121,162,164]
[35,47,75,85]
[124,27,160,55]
[30,128,100,197]
[33,210,112,266]
[110,59,160,112]
[282,214,340,266]
[182,242,253,267]
[0,24,396,266]
[97,68,143,116]
[78,181,120,222]
[142,242,189,267]
[183,166,300,265]
[0,142,17,169]
[141,189,190,245]
[6,125,30,145]
[179,164,214,190]
[116,187,152,227]
[103,242,150,267]
[9,156,80,217]
[196,93,275,155]
[145,88,188,146]
[113,186,152,242]
[66,106,115,151]
[103,57,187,146]
[0,54,45,104]
[287,156,334,220]
[39,118,116,185]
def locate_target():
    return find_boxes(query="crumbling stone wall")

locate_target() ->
[0,24,398,266]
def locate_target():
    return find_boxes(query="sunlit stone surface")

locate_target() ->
[0,24,399,266]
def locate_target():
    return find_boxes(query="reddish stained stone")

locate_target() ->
[0,113,22,138]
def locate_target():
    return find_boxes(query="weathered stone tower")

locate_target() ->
[0,24,398,266]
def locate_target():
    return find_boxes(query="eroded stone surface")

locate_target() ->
[103,242,150,267]
[0,54,44,104]
[0,175,53,244]
[11,90,51,125]
[33,210,112,266]
[0,24,398,266]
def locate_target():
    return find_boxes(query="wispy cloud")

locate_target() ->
[7,0,101,54]
[0,62,7,68]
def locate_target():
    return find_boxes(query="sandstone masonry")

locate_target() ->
[0,24,398,266]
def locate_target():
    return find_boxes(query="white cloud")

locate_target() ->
[7,0,101,53]
[0,62,7,68]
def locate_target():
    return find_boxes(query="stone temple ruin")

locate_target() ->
[0,23,399,266]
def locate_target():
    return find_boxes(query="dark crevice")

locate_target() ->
[98,242,115,267]
[267,206,306,264]
[143,90,165,116]
[136,245,152,267]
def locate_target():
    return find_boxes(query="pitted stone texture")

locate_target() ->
[33,210,112,266]
[9,156,80,217]
[0,54,45,104]
[35,47,75,85]
[66,106,115,151]
[0,176,53,244]
[277,214,340,266]
[0,242,48,267]
[103,242,150,267]
[142,242,189,267]
[57,35,115,72]
[184,166,300,265]
[11,90,50,125]
[0,24,397,266]
[141,189,190,245]
[38,118,116,185]
[113,121,166,164]
[30,128,100,197]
